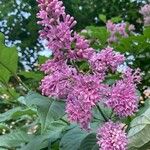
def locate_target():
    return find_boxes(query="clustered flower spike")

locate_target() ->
[40,63,77,99]
[97,121,128,150]
[37,0,141,149]
[90,47,125,77]
[37,0,94,60]
[106,68,141,117]
[66,75,109,129]
[106,20,134,43]
[106,79,138,117]
[69,33,94,60]
[140,4,150,26]
[40,58,67,74]
[37,0,76,58]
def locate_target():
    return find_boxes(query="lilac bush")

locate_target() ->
[37,0,142,149]
[140,4,150,26]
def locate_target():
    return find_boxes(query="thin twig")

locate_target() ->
[0,61,30,91]
[60,118,70,125]
[14,74,30,91]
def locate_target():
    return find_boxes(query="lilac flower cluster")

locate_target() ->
[105,67,141,117]
[106,75,138,117]
[37,0,75,58]
[66,75,109,129]
[90,47,125,75]
[37,0,93,60]
[66,75,100,129]
[140,4,150,26]
[97,121,127,150]
[106,20,135,43]
[37,0,141,149]
[106,20,128,43]
[40,65,77,99]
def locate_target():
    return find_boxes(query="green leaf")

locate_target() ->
[85,26,108,48]
[0,123,9,131]
[92,145,99,150]
[111,16,122,23]
[93,102,112,122]
[21,121,66,150]
[0,107,35,123]
[0,33,18,83]
[99,14,106,23]
[0,33,5,43]
[79,133,98,150]
[25,92,65,132]
[59,126,89,150]
[21,135,49,150]
[38,56,49,65]
[19,71,43,81]
[137,99,150,116]
[0,130,33,148]
[76,60,90,72]
[104,73,121,85]
[128,106,150,149]
[143,27,150,37]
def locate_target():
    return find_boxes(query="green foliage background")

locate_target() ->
[0,0,150,150]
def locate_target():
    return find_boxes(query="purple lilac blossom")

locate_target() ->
[90,47,125,80]
[106,68,141,117]
[106,20,128,43]
[40,65,77,99]
[37,0,94,60]
[40,58,68,74]
[37,0,141,130]
[68,33,95,60]
[97,121,127,150]
[140,4,150,26]
[37,0,76,58]
[66,75,108,129]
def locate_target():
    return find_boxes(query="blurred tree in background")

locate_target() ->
[0,0,39,69]
[64,0,147,29]
[0,0,149,69]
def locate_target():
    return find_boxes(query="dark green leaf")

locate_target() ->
[18,71,43,81]
[0,33,18,83]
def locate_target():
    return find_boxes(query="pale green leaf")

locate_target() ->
[128,107,150,149]
[25,92,65,132]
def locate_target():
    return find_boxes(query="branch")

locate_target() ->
[60,118,70,125]
[0,61,30,91]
